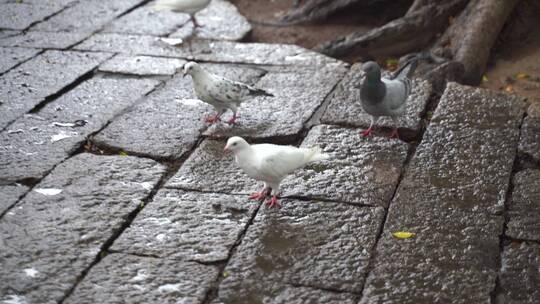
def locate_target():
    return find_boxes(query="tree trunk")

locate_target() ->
[279,0,387,24]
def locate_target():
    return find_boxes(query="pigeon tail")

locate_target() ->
[392,57,419,80]
[251,88,274,97]
[303,147,329,163]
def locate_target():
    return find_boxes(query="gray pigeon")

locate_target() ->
[358,58,418,139]
[183,61,274,124]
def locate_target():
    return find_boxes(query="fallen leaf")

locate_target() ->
[504,84,514,93]
[119,151,129,156]
[392,231,415,239]
[223,271,229,278]
[482,75,489,82]
[385,58,399,71]
[515,73,529,80]
[34,188,62,196]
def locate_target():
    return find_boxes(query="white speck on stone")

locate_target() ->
[156,233,166,242]
[177,99,205,107]
[140,182,153,191]
[51,131,78,142]
[23,268,38,278]
[158,283,182,293]
[158,37,183,46]
[34,188,62,196]
[130,269,147,282]
[133,284,145,291]
[2,295,28,304]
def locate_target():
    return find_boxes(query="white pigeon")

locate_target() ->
[183,62,274,124]
[224,136,329,208]
[154,0,211,29]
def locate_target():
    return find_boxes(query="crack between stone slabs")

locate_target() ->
[20,0,77,33]
[0,48,44,77]
[503,236,540,245]
[355,85,444,300]
[0,58,113,133]
[201,200,263,304]
[490,110,528,304]
[57,144,181,303]
[286,281,362,297]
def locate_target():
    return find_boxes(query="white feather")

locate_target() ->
[154,0,211,15]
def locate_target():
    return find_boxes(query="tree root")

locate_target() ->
[315,0,468,59]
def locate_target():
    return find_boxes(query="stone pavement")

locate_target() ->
[0,1,538,304]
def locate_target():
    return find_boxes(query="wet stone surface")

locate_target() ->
[169,0,251,42]
[506,169,540,241]
[0,184,28,215]
[519,102,540,164]
[496,242,540,304]
[213,285,358,304]
[103,2,190,37]
[64,253,218,304]
[0,31,88,49]
[99,54,186,76]
[0,2,64,30]
[216,199,384,301]
[111,189,258,263]
[0,50,111,130]
[0,77,159,182]
[360,83,525,303]
[321,63,432,138]
[0,46,39,74]
[75,34,342,66]
[31,0,144,34]
[0,153,166,303]
[281,125,409,207]
[165,138,260,193]
[94,64,265,159]
[204,64,348,140]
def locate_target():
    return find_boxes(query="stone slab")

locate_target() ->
[359,83,525,303]
[214,285,358,304]
[204,64,348,140]
[165,138,260,193]
[0,29,19,39]
[32,0,144,34]
[0,3,64,30]
[0,77,159,183]
[496,242,540,304]
[0,153,166,303]
[111,189,258,263]
[75,33,342,66]
[216,200,384,301]
[103,3,190,36]
[321,63,432,137]
[0,31,88,49]
[519,102,540,164]
[0,184,28,215]
[507,169,540,241]
[280,125,409,207]
[0,50,111,130]
[94,63,265,159]
[169,0,251,42]
[0,46,39,74]
[99,54,186,76]
[64,253,218,304]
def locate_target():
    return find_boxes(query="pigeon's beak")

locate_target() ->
[223,146,230,153]
[182,70,186,78]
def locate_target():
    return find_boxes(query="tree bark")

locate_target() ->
[315,0,468,58]
[279,0,386,24]
[435,0,520,84]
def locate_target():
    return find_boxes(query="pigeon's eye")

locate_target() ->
[233,142,237,146]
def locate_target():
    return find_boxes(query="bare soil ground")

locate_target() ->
[232,0,540,104]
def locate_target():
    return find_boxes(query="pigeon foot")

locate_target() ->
[249,191,267,202]
[205,114,221,124]
[361,127,374,137]
[265,196,281,208]
[390,129,400,139]
[227,115,238,125]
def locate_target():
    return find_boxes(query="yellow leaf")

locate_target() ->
[223,271,229,278]
[392,231,415,239]
[504,85,514,93]
[516,73,529,80]
[385,58,398,71]
[119,151,128,156]
[482,75,489,82]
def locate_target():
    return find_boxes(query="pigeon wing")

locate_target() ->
[206,76,255,105]
[254,145,307,182]
[382,78,410,112]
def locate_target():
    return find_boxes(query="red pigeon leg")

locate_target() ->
[265,196,281,208]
